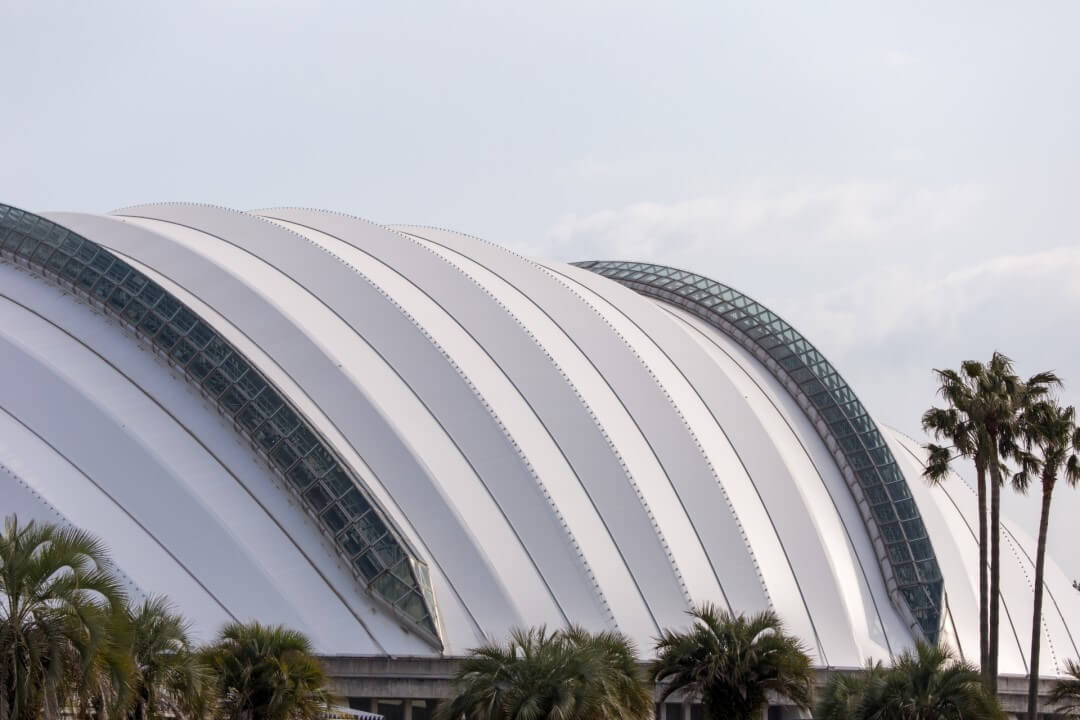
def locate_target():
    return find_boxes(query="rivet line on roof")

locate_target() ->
[392,227,751,612]
[0,460,145,602]
[252,208,613,629]
[536,262,768,613]
[388,223,681,621]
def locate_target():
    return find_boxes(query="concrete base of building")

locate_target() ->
[321,655,1068,719]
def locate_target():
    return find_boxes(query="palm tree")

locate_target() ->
[436,625,650,720]
[1014,401,1080,720]
[0,514,127,720]
[127,597,212,720]
[923,393,989,678]
[651,603,812,720]
[816,643,1003,720]
[561,627,652,720]
[202,621,329,720]
[923,352,1058,692]
[815,661,886,720]
[981,357,1057,692]
[70,607,135,720]
[1048,659,1080,717]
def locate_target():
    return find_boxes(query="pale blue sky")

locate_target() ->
[3,2,1078,464]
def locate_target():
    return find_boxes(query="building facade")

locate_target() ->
[1,202,1076,716]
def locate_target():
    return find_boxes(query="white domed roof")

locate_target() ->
[1,202,1075,677]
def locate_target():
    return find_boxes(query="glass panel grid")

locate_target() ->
[0,204,440,642]
[574,259,943,641]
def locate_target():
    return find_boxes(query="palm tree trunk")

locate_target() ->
[976,463,989,681]
[988,459,1003,696]
[1027,477,1054,720]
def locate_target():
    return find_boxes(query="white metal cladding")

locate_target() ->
[886,430,1080,677]
[391,226,771,619]
[573,260,944,645]
[0,205,441,647]
[41,211,524,645]
[656,303,908,659]
[109,213,563,638]
[0,268,408,653]
[387,233,726,619]
[259,209,686,637]
[1,201,1078,675]
[109,203,610,633]
[549,262,877,665]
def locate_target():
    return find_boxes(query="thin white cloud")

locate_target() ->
[540,180,985,289]
[541,182,1080,439]
[803,245,1080,354]
[886,50,920,69]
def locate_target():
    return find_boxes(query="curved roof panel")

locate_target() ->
[573,260,943,643]
[0,201,1074,676]
[0,203,440,644]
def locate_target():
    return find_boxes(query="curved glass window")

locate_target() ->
[575,260,943,642]
[0,204,440,644]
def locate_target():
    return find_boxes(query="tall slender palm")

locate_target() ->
[126,597,212,720]
[1048,659,1080,717]
[203,621,330,720]
[0,514,127,720]
[1015,401,1080,720]
[816,642,1003,720]
[923,395,989,677]
[651,603,812,720]
[923,352,1058,692]
[436,625,650,720]
[981,356,1058,690]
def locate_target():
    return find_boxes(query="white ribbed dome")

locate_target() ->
[0,202,1075,677]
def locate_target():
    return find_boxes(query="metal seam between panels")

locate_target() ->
[891,430,1078,665]
[978,484,1079,660]
[125,209,574,626]
[393,227,751,611]
[111,203,608,629]
[575,261,944,643]
[999,525,1036,673]
[0,329,301,623]
[888,436,1028,667]
[393,225,717,606]
[256,211,620,628]
[940,486,1027,668]
[656,303,896,656]
[994,521,1080,662]
[545,265,832,660]
[395,225,760,614]
[0,203,441,644]
[72,223,501,643]
[80,232,493,643]
[0,395,240,623]
[944,593,966,662]
[0,458,66,528]
[267,208,685,627]
[0,410,216,618]
[317,214,667,633]
[404,226,703,615]
[532,262,772,608]
[0,285,389,651]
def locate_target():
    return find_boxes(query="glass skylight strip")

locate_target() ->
[0,204,441,643]
[574,259,943,642]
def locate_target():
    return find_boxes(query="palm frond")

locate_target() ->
[820,642,1003,720]
[651,603,811,720]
